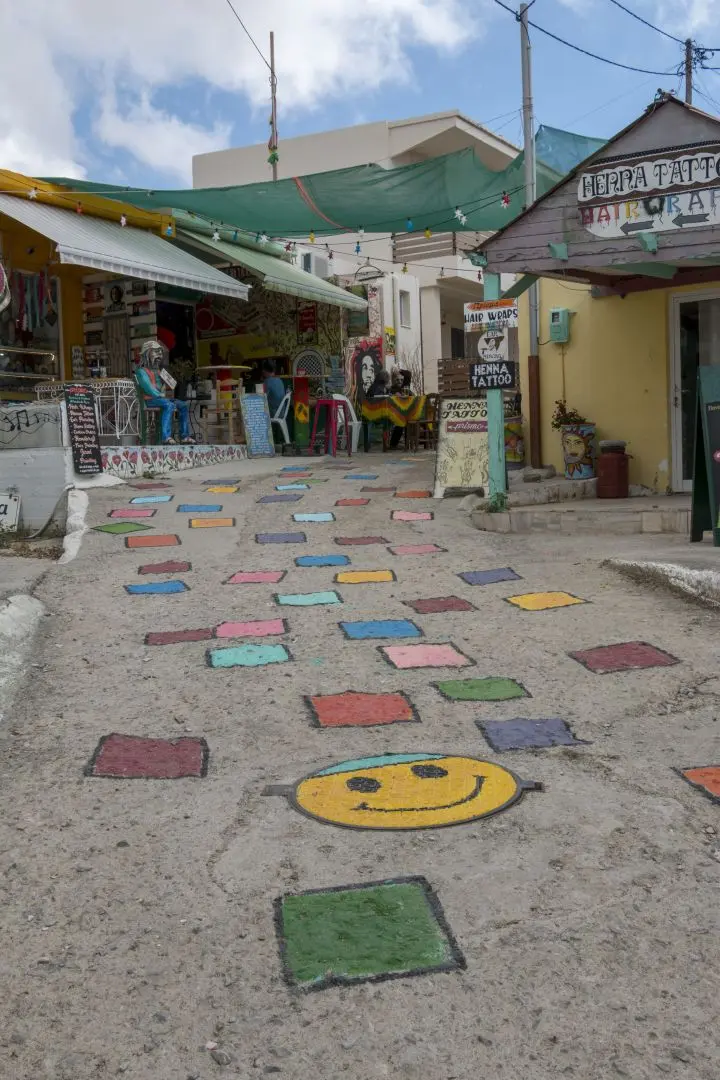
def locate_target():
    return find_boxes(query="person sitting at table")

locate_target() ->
[367,369,390,399]
[136,339,194,445]
[262,359,287,417]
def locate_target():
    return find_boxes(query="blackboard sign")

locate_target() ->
[470,360,517,390]
[64,383,102,475]
[240,393,275,458]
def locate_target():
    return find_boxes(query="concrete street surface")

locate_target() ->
[1,453,718,1080]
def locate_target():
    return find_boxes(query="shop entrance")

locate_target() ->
[671,290,720,491]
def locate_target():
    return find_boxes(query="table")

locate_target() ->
[361,393,427,429]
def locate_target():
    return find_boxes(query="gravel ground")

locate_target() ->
[1,452,719,1080]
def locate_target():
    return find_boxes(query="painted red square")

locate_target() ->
[85,734,208,778]
[680,765,720,801]
[569,641,679,674]
[307,691,416,728]
[335,498,371,507]
[145,628,214,646]
[405,596,476,614]
[139,560,192,575]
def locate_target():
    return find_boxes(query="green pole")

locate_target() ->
[483,271,507,504]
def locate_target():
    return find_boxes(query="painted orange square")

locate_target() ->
[681,765,720,800]
[307,691,416,728]
[125,534,181,548]
[395,490,432,499]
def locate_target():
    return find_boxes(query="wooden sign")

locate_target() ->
[464,299,518,333]
[433,397,489,498]
[470,359,516,390]
[578,143,720,205]
[64,383,102,475]
[240,393,275,458]
[691,366,720,546]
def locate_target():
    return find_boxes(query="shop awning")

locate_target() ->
[176,229,367,310]
[0,195,249,300]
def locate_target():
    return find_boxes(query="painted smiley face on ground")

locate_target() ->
[290,753,534,830]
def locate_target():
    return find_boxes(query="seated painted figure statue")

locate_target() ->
[136,339,194,445]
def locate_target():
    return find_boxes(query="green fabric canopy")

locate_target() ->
[45,148,563,238]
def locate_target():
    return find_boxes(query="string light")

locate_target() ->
[406,218,413,231]
[120,215,127,227]
[328,250,334,261]
[309,230,315,244]
[166,224,173,237]
[76,202,83,214]
[28,187,38,200]
[501,191,511,208]
[402,263,408,273]
[285,241,293,252]
[260,232,269,244]
[213,229,221,241]
[357,227,365,239]
[232,230,238,241]
[424,226,432,239]
[355,242,361,254]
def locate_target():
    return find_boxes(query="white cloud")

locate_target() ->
[0,0,473,182]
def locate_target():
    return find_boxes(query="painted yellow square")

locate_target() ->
[206,486,239,494]
[506,591,586,611]
[336,570,394,584]
[190,517,235,528]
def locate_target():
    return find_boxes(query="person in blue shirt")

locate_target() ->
[136,339,194,444]
[262,360,287,417]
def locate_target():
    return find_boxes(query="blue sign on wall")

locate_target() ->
[240,393,275,458]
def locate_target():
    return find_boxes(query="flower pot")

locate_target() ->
[560,422,596,480]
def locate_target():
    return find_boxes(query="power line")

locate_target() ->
[221,0,271,69]
[605,0,686,46]
[492,0,681,75]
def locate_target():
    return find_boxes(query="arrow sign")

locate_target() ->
[673,212,710,227]
[620,220,654,235]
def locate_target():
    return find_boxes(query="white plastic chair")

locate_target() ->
[271,391,292,445]
[332,393,362,454]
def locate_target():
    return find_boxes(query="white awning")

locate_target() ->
[0,195,249,300]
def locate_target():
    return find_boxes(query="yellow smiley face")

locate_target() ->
[290,753,533,830]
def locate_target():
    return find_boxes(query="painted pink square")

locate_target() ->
[226,570,286,584]
[216,619,287,638]
[110,508,156,519]
[389,544,445,556]
[381,643,472,669]
[392,510,433,522]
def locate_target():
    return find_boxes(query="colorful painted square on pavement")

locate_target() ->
[281,466,311,472]
[569,641,680,674]
[389,544,446,556]
[345,474,378,480]
[405,596,476,614]
[126,534,181,549]
[394,490,432,498]
[276,591,342,607]
[306,691,418,728]
[85,734,208,779]
[109,508,156,519]
[274,878,465,990]
[138,560,192,575]
[125,581,188,595]
[479,717,588,751]
[207,644,291,668]
[259,494,304,503]
[336,498,370,507]
[296,554,350,567]
[340,619,422,640]
[458,568,522,586]
[506,592,588,612]
[434,677,529,702]
[380,643,474,670]
[130,495,174,504]
[225,570,287,584]
[335,570,395,584]
[145,628,214,646]
[216,618,287,639]
[361,487,396,493]
[392,510,433,521]
[177,504,223,513]
[335,536,388,546]
[94,522,154,535]
[189,518,235,528]
[256,532,307,544]
[277,484,310,491]
[305,478,329,484]
[293,512,335,523]
[677,765,720,803]
[206,486,239,494]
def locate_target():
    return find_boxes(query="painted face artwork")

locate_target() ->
[267,752,539,830]
[562,431,589,463]
[360,355,376,392]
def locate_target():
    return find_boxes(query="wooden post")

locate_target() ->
[483,272,507,502]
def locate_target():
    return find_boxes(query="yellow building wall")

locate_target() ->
[518,278,720,491]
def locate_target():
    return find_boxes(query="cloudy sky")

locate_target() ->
[1,0,718,188]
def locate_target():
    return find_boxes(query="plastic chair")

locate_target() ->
[332,394,362,453]
[270,391,292,445]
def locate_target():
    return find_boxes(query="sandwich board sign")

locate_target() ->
[433,398,489,498]
[691,365,720,546]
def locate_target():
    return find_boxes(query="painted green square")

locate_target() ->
[276,878,464,990]
[435,677,528,702]
[92,522,154,535]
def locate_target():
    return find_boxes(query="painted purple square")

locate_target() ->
[258,494,304,503]
[478,717,588,752]
[458,568,522,586]
[256,532,307,544]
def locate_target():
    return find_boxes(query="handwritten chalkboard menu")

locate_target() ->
[239,393,275,458]
[64,383,102,475]
[691,366,720,546]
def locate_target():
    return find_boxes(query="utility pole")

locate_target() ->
[520,2,541,466]
[685,38,693,104]
[269,31,279,180]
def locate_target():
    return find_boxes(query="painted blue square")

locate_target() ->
[281,466,310,472]
[293,512,335,523]
[259,494,304,503]
[295,554,350,567]
[339,619,422,640]
[276,483,309,491]
[130,495,174,504]
[125,580,188,595]
[458,568,522,586]
[177,504,223,513]
[478,717,588,752]
[256,532,307,544]
[346,474,378,480]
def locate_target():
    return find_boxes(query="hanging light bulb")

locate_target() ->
[260,232,268,244]
[406,218,413,231]
[232,230,238,241]
[309,231,315,244]
[355,242,361,255]
[28,187,38,200]
[424,226,432,239]
[357,226,365,239]
[402,263,408,274]
[166,224,174,237]
[454,206,462,221]
[285,241,293,252]
[76,202,83,215]
[120,214,128,228]
[213,229,221,242]
[328,250,334,261]
[439,267,445,278]
[501,191,511,208]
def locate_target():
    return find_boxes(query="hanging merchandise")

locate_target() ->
[0,259,10,315]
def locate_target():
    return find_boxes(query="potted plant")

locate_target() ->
[551,400,597,480]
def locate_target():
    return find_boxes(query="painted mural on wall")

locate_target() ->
[340,280,383,399]
[101,443,247,479]
[349,339,383,405]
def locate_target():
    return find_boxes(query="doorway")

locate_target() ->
[671,290,720,491]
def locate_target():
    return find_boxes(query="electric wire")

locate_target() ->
[605,0,686,46]
[221,0,271,69]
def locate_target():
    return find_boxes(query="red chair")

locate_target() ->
[308,398,352,457]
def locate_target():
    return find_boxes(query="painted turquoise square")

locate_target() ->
[207,644,291,668]
[130,495,174,504]
[276,591,342,607]
[177,504,223,513]
[277,484,310,491]
[295,554,350,567]
[293,512,335,523]
[340,619,422,640]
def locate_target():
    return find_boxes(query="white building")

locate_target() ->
[193,112,519,390]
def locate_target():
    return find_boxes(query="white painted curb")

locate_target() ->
[59,489,89,564]
[0,593,46,719]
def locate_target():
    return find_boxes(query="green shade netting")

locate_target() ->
[45,148,563,238]
[535,124,606,176]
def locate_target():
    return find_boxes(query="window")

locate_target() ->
[399,289,411,328]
